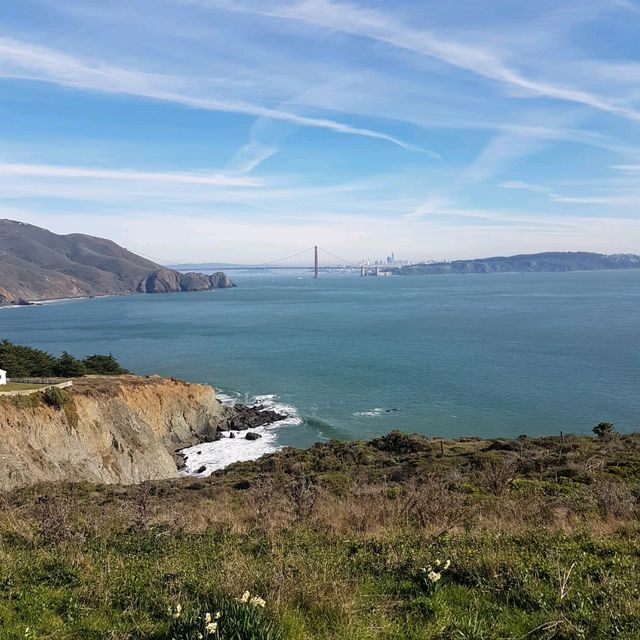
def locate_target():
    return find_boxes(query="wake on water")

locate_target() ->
[180,391,302,477]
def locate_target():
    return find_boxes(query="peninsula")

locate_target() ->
[0,219,235,304]
[394,251,640,276]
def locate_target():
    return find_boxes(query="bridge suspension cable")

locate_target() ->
[317,246,358,267]
[252,246,315,268]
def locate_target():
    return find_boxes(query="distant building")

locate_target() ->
[0,369,6,385]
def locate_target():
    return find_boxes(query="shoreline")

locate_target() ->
[179,391,303,476]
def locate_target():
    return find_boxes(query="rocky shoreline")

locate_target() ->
[175,402,287,471]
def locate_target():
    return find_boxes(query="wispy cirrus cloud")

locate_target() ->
[209,0,640,123]
[499,180,550,194]
[0,162,262,187]
[0,36,418,151]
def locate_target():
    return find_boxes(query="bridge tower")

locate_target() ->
[314,245,319,278]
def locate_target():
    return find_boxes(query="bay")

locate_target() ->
[2,269,639,461]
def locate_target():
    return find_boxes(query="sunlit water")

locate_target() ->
[2,269,639,471]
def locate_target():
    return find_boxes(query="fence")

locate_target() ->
[1,379,73,396]
[8,378,72,385]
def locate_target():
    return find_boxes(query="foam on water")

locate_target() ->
[181,391,302,476]
[353,407,386,417]
[353,407,400,417]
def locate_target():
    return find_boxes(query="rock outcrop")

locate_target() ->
[0,375,281,490]
[138,269,236,294]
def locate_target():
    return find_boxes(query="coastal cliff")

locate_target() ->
[0,375,274,490]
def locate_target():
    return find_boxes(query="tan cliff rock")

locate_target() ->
[0,375,232,490]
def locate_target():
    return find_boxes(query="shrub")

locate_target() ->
[41,386,71,409]
[593,422,617,440]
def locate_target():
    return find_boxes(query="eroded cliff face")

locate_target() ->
[0,375,232,490]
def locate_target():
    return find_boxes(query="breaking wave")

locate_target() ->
[181,389,301,476]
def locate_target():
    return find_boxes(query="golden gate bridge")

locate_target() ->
[135,245,391,277]
[248,246,392,277]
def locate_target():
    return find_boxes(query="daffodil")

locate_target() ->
[443,559,451,570]
[428,570,441,583]
[250,595,266,608]
[173,604,182,619]
[215,611,221,619]
[240,590,251,603]
[205,612,212,624]
[206,621,218,633]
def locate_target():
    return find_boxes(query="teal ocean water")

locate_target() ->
[2,269,639,466]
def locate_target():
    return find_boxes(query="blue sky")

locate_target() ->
[1,0,639,262]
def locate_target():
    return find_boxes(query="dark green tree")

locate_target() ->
[0,339,57,377]
[83,354,129,375]
[55,352,87,378]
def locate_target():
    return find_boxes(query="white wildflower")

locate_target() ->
[443,559,451,570]
[206,621,218,633]
[240,590,251,603]
[204,612,212,624]
[250,595,266,608]
[173,604,182,619]
[427,570,441,583]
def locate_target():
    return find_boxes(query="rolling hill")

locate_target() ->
[0,219,235,303]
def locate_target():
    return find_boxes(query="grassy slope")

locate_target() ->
[0,431,639,639]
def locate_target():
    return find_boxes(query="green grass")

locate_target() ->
[0,383,48,392]
[0,431,639,639]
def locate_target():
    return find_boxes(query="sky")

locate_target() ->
[1,0,639,263]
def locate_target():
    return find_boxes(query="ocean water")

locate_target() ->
[2,269,639,472]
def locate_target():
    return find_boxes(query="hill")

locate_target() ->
[0,219,235,303]
[395,251,640,275]
[0,428,638,638]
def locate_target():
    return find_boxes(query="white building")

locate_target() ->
[0,369,6,385]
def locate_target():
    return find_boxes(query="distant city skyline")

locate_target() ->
[1,1,640,262]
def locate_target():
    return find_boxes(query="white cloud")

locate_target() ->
[0,163,262,187]
[7,204,640,263]
[228,141,279,173]
[550,193,640,206]
[0,36,418,151]
[403,197,449,221]
[218,0,640,123]
[499,180,550,193]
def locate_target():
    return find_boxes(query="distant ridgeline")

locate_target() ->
[393,252,640,275]
[0,339,129,378]
[0,218,236,304]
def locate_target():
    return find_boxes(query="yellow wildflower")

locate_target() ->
[215,611,222,619]
[205,612,212,624]
[250,595,266,608]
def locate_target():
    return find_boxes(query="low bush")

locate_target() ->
[41,386,71,409]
